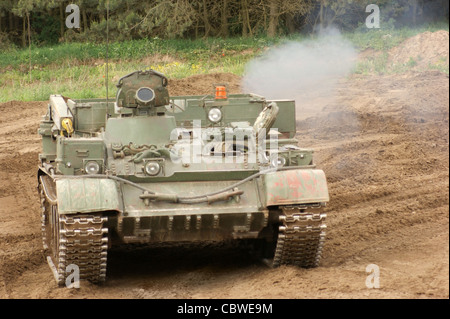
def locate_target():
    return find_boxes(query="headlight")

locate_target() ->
[136,87,155,106]
[144,161,161,176]
[270,155,286,168]
[208,108,222,123]
[85,161,100,175]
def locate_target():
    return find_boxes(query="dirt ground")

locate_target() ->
[0,32,448,299]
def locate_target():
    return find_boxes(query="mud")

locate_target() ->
[0,35,448,299]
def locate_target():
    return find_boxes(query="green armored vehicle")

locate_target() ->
[38,70,329,285]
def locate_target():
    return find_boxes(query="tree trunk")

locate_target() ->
[195,19,199,39]
[319,2,324,31]
[9,12,13,32]
[82,8,88,32]
[220,0,229,37]
[27,11,32,82]
[267,0,278,38]
[59,4,64,39]
[202,0,212,37]
[22,16,26,47]
[241,0,248,37]
[285,13,296,34]
[411,0,421,25]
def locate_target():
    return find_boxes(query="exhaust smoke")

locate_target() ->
[242,28,358,121]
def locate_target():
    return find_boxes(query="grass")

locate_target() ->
[349,22,449,75]
[344,21,449,51]
[0,24,448,102]
[0,37,277,70]
[0,37,278,102]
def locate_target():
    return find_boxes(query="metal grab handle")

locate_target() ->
[139,188,244,205]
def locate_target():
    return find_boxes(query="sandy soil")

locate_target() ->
[0,32,448,299]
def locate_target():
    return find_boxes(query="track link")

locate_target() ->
[39,175,108,286]
[271,205,326,268]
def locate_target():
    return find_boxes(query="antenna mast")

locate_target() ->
[105,0,110,105]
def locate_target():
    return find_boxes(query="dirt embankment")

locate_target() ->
[389,30,449,71]
[0,31,448,299]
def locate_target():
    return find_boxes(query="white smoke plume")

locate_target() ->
[242,28,358,120]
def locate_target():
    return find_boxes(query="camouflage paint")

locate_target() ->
[263,169,329,206]
[56,178,122,214]
[39,70,330,245]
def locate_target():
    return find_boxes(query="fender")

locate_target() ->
[263,168,329,206]
[56,178,122,214]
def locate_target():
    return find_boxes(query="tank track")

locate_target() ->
[39,175,108,286]
[271,205,327,268]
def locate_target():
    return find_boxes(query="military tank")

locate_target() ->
[37,70,329,286]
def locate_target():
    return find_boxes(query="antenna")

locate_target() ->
[27,11,32,83]
[105,0,110,105]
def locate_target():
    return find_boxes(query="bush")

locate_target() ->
[0,32,15,51]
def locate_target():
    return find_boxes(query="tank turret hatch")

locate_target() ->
[115,70,170,111]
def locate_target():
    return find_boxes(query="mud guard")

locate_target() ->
[56,178,122,214]
[263,169,329,206]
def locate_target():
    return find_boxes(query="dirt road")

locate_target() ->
[0,33,448,299]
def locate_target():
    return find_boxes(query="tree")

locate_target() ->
[265,0,313,37]
[0,0,448,47]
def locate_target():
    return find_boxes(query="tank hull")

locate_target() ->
[37,70,331,286]
[41,167,329,245]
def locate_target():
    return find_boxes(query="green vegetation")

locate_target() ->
[0,37,276,101]
[1,1,448,102]
[0,24,448,102]
[345,21,449,51]
[4,0,446,48]
[0,37,279,69]
[350,22,449,75]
